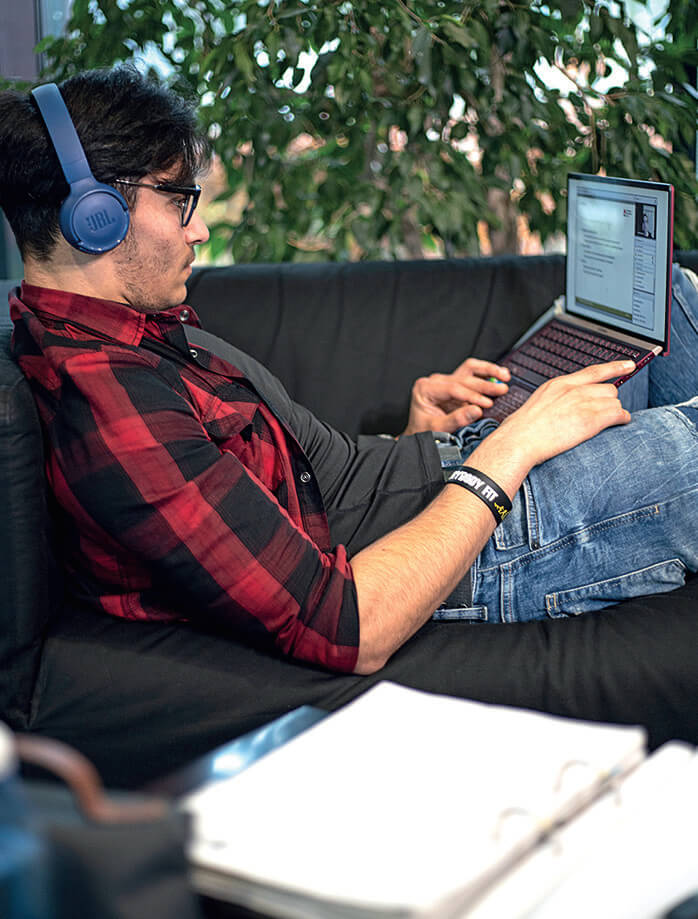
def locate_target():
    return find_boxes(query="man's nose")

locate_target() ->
[186,210,210,245]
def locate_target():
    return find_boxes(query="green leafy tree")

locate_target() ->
[24,0,698,260]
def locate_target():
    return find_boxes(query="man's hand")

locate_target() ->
[482,359,636,472]
[403,358,511,435]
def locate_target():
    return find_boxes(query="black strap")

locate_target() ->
[141,324,294,428]
[184,325,295,426]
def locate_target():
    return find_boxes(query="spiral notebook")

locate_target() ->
[182,682,647,918]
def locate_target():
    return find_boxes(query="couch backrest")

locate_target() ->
[0,305,59,728]
[186,254,568,436]
[186,251,698,436]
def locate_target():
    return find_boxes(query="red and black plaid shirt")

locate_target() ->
[10,283,359,672]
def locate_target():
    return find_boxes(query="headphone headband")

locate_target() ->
[31,82,129,253]
[31,83,94,186]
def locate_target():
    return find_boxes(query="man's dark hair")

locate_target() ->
[0,66,211,260]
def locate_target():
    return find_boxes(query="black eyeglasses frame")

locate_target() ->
[114,179,201,227]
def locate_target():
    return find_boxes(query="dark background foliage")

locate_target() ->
[20,0,698,261]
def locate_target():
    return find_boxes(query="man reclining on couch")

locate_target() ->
[1,67,697,678]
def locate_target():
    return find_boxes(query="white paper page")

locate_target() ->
[184,682,646,916]
[464,742,696,919]
[520,743,698,919]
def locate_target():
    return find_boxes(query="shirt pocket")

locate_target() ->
[544,557,687,619]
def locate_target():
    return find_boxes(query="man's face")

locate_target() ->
[113,173,209,313]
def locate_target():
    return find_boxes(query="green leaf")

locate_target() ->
[442,21,475,50]
[19,0,696,261]
[232,41,255,84]
[412,25,433,88]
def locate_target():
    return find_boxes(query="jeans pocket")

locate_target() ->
[544,558,687,619]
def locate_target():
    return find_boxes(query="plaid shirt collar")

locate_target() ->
[18,281,200,348]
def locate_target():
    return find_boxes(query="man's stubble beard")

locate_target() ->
[113,227,184,314]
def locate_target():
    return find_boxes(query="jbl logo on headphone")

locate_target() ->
[31,82,130,253]
[85,209,117,234]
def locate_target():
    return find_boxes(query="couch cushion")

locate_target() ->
[29,572,698,789]
[0,303,59,727]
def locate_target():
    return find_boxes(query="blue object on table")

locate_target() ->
[0,723,51,919]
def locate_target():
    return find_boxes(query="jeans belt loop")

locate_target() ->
[432,431,464,478]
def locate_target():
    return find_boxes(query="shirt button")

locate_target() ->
[189,348,198,359]
[299,471,312,484]
[179,308,190,322]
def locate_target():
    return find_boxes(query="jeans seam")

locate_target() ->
[524,477,541,549]
[673,273,698,337]
[666,403,698,439]
[500,564,510,622]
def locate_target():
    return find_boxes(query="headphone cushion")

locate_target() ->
[60,181,129,253]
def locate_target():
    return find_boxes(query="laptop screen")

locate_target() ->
[566,173,674,349]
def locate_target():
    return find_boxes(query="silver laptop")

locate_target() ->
[484,173,674,421]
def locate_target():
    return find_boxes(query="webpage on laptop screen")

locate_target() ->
[567,176,670,345]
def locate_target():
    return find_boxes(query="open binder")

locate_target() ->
[467,741,698,919]
[182,682,656,918]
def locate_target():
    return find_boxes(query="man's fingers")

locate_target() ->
[448,356,632,388]
[453,357,511,382]
[563,359,636,384]
[445,404,483,427]
[438,380,494,408]
[419,375,506,406]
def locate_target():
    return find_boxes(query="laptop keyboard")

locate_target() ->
[484,385,531,422]
[484,320,648,422]
[520,320,642,375]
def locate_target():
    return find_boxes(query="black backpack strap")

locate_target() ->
[183,325,294,426]
[141,324,294,429]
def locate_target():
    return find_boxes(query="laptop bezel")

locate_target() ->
[565,172,674,352]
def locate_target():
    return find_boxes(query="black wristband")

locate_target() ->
[446,466,512,526]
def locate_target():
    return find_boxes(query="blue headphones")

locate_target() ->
[31,82,129,253]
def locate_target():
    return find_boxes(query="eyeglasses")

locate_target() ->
[115,180,201,227]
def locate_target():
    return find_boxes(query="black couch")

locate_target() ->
[2,252,698,790]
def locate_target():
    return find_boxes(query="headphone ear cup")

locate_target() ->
[59,180,129,253]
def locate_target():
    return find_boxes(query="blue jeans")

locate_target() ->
[445,264,698,623]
